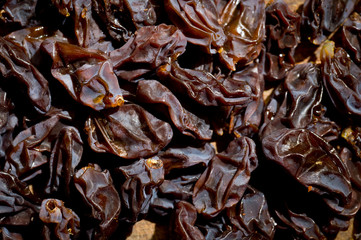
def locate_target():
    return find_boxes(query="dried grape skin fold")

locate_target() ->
[193,136,258,218]
[85,104,173,159]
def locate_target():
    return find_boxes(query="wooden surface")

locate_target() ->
[127,220,353,239]
[127,221,169,240]
[127,0,354,239]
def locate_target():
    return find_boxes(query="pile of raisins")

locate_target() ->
[0,0,361,239]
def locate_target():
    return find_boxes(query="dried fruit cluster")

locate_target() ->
[0,0,361,239]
